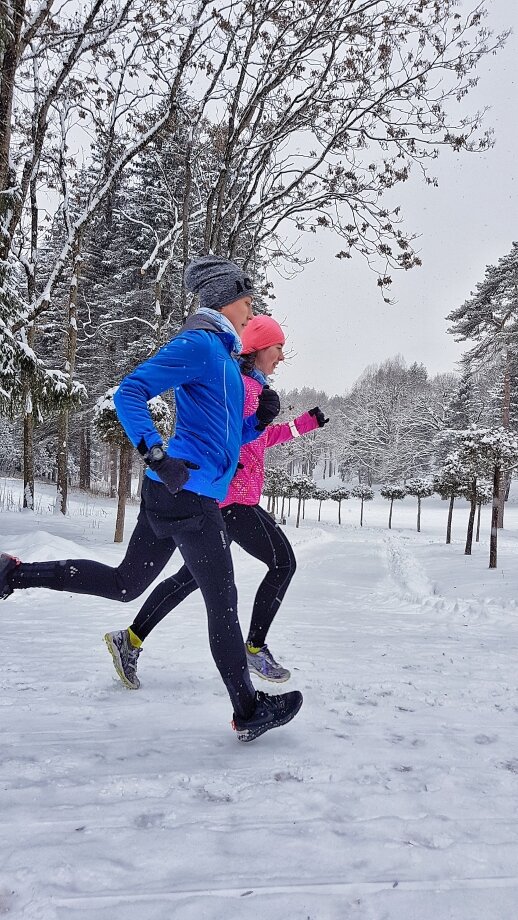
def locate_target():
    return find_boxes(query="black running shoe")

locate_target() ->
[0,553,20,600]
[232,690,303,742]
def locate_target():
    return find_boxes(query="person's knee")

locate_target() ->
[117,583,142,602]
[114,570,147,602]
[269,550,296,579]
[115,557,162,602]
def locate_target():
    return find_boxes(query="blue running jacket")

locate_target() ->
[113,314,261,501]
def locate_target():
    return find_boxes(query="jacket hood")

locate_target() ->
[183,312,224,334]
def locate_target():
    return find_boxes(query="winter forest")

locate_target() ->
[1,0,515,537]
[3,1,518,918]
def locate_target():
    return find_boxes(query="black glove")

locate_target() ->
[141,444,200,495]
[309,406,329,428]
[256,385,281,430]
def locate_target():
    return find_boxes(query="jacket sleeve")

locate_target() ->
[265,411,319,448]
[113,331,206,449]
[241,413,262,444]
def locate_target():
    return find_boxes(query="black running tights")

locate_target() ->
[11,479,256,719]
[130,502,296,647]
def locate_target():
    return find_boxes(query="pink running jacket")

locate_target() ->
[220,375,319,508]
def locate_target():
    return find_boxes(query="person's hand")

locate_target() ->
[308,406,329,428]
[256,386,281,430]
[147,452,200,495]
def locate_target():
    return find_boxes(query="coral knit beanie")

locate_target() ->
[241,315,286,354]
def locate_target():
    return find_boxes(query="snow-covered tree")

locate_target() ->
[93,389,172,543]
[330,487,350,526]
[405,478,434,533]
[351,484,374,527]
[290,474,315,529]
[380,484,406,530]
[313,488,330,523]
[449,427,518,567]
[263,467,290,517]
[338,357,457,483]
[433,458,471,545]
[447,243,518,526]
[475,481,492,543]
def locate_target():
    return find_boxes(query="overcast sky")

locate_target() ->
[270,1,517,397]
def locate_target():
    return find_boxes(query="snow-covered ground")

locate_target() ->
[2,478,518,920]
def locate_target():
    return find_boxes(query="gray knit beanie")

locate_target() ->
[184,255,254,311]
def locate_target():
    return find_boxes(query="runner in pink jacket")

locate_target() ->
[221,373,321,508]
[106,314,329,687]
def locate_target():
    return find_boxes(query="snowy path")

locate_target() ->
[2,498,518,919]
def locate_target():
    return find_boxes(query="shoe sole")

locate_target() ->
[234,695,303,743]
[103,634,140,690]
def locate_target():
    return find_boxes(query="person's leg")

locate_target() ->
[103,566,200,689]
[155,493,255,720]
[222,503,296,647]
[9,483,176,602]
[129,565,198,642]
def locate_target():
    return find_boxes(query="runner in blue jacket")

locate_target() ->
[0,256,303,742]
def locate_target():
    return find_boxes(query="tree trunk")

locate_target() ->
[360,497,364,527]
[446,494,455,544]
[416,496,421,533]
[489,464,500,569]
[388,497,393,529]
[338,500,341,526]
[475,501,482,543]
[125,449,132,498]
[0,0,25,282]
[55,235,82,514]
[55,410,69,515]
[114,443,131,543]
[464,479,477,556]
[110,444,118,497]
[318,499,322,522]
[79,425,91,490]
[296,494,302,528]
[498,354,511,528]
[497,470,510,529]
[21,174,38,510]
[23,404,35,510]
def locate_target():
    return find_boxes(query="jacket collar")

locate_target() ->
[185,308,242,355]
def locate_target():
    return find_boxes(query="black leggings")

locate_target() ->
[130,503,296,647]
[12,479,255,719]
